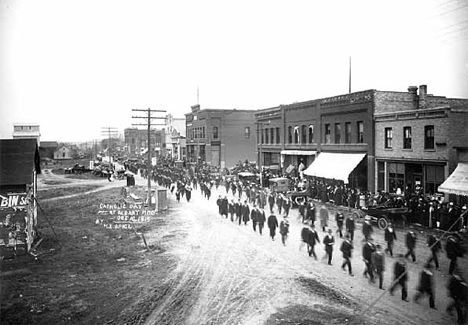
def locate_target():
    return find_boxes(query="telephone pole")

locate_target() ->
[132,108,166,207]
[101,127,119,163]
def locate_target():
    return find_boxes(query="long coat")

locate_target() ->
[241,204,250,223]
[267,215,278,230]
[307,229,320,246]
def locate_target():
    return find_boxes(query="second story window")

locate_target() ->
[308,125,314,143]
[244,126,250,139]
[270,128,274,144]
[334,123,341,144]
[213,126,219,139]
[424,125,434,150]
[385,127,393,149]
[265,128,269,144]
[294,126,300,144]
[357,121,364,143]
[288,126,293,144]
[403,126,412,149]
[345,122,351,143]
[325,124,331,144]
[301,125,307,144]
[276,127,280,144]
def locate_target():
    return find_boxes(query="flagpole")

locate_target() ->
[349,56,352,94]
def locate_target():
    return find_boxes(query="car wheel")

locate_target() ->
[378,217,388,230]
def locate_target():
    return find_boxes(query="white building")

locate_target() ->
[12,123,41,145]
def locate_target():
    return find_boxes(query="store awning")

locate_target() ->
[280,150,316,156]
[303,152,366,183]
[438,162,468,196]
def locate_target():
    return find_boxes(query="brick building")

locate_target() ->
[257,90,374,191]
[124,128,165,158]
[374,85,468,199]
[185,105,256,168]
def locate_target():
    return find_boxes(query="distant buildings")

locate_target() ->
[12,123,41,145]
[54,145,74,160]
[185,105,256,168]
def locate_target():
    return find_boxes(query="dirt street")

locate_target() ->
[1,170,465,325]
[141,183,465,325]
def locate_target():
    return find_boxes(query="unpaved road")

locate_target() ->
[33,170,465,324]
[141,184,464,325]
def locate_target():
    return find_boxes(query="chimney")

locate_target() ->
[419,85,427,109]
[408,86,418,95]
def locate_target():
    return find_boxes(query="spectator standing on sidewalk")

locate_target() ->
[384,222,397,257]
[446,233,464,275]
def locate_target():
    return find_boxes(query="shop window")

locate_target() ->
[388,162,405,193]
[403,126,412,149]
[384,127,393,149]
[424,125,434,150]
[377,161,385,191]
[425,165,444,194]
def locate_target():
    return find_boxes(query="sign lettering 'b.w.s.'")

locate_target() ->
[0,193,28,209]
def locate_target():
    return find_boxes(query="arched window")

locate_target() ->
[308,125,314,143]
[301,125,307,144]
[213,126,218,139]
[294,126,300,144]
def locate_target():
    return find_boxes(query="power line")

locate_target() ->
[131,108,166,208]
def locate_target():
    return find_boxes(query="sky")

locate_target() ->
[1,0,467,142]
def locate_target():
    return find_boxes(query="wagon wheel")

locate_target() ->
[378,217,388,230]
[295,196,305,206]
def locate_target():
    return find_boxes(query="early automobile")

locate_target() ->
[268,177,291,193]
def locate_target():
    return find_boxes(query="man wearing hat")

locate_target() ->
[340,233,354,276]
[323,228,335,265]
[414,263,436,309]
[307,223,321,259]
[384,222,397,257]
[335,212,345,238]
[362,215,373,241]
[362,237,376,283]
[404,230,417,263]
[373,244,386,289]
[345,214,355,241]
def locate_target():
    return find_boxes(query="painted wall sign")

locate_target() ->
[96,202,155,230]
[0,193,28,209]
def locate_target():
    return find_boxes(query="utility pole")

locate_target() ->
[101,127,119,163]
[132,108,166,207]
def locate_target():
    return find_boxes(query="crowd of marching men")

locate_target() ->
[131,160,467,324]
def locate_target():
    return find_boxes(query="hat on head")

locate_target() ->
[450,202,454,206]
[328,228,332,233]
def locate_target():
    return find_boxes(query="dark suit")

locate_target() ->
[267,215,279,240]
